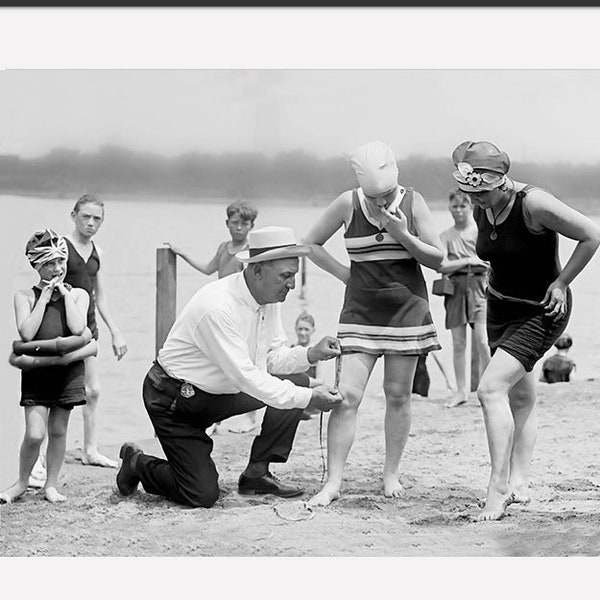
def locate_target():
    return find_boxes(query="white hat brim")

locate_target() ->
[236,245,312,264]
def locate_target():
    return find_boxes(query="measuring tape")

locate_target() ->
[319,352,342,483]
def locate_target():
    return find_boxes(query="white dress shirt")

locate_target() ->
[157,272,313,410]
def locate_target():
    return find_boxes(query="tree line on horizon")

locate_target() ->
[1,145,599,205]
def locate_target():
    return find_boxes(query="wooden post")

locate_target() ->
[470,331,480,392]
[156,247,177,356]
[299,255,307,300]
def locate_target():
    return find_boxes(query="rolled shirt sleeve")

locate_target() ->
[193,308,312,410]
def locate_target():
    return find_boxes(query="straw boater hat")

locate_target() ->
[236,226,311,264]
[451,140,511,193]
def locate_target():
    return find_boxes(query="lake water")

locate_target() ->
[2,194,600,452]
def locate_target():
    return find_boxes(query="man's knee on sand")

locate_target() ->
[176,478,220,508]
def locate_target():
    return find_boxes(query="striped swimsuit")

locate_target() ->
[338,187,441,356]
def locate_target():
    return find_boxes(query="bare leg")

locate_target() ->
[430,351,457,395]
[225,410,260,434]
[308,353,377,507]
[476,350,526,521]
[1,406,47,503]
[446,326,469,408]
[29,439,48,488]
[81,355,118,468]
[382,355,417,497]
[507,372,537,504]
[473,322,491,381]
[44,407,71,502]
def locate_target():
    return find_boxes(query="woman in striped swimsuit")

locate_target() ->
[303,141,444,506]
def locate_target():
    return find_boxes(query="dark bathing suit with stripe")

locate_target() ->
[473,185,571,372]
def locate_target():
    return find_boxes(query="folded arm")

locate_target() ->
[9,340,98,371]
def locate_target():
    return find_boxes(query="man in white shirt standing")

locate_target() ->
[116,226,342,508]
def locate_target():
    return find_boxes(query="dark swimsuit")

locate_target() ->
[473,185,571,372]
[64,238,100,340]
[20,287,86,409]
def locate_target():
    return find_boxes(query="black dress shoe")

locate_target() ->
[238,472,304,498]
[116,442,143,496]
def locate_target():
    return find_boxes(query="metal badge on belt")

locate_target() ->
[180,382,195,398]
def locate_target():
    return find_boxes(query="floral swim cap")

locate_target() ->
[452,140,511,193]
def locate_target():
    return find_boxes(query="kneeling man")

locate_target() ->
[116,226,342,508]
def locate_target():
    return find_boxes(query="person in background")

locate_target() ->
[64,194,128,468]
[166,200,258,279]
[1,230,95,504]
[451,140,600,521]
[115,226,342,508]
[292,311,324,419]
[539,333,576,383]
[302,140,444,506]
[411,351,457,399]
[438,188,490,409]
[166,200,260,435]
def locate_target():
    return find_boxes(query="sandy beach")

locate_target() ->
[2,377,599,558]
[2,196,600,565]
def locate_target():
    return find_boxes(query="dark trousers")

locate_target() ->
[136,362,307,508]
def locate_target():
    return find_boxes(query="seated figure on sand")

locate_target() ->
[539,333,576,383]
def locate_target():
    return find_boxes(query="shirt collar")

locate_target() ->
[233,271,261,311]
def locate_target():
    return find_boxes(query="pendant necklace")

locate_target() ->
[489,193,513,241]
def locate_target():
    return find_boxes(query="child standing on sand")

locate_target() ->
[166,200,259,434]
[1,230,97,504]
[437,188,490,408]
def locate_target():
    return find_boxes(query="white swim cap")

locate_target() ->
[350,141,399,196]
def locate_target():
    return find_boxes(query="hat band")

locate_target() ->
[249,243,295,258]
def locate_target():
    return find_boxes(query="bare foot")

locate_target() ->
[475,490,511,522]
[0,482,28,504]
[444,392,468,409]
[82,452,119,468]
[227,414,258,434]
[307,485,341,507]
[508,485,531,505]
[43,487,67,503]
[383,476,404,498]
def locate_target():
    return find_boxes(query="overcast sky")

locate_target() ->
[2,9,600,165]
